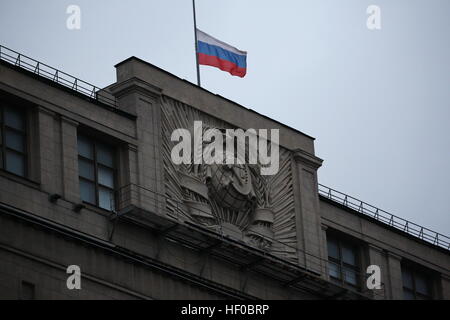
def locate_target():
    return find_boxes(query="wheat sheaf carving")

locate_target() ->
[160,96,298,261]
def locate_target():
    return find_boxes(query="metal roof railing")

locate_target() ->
[1,45,447,253]
[0,44,118,109]
[319,184,450,251]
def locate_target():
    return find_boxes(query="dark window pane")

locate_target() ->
[78,134,117,210]
[327,238,339,259]
[97,144,114,167]
[80,179,96,204]
[99,187,114,211]
[328,262,341,279]
[20,282,35,300]
[403,289,415,300]
[342,245,356,266]
[5,151,25,176]
[402,269,414,289]
[5,129,25,152]
[77,135,93,159]
[98,166,114,188]
[5,107,25,131]
[78,159,95,180]
[0,150,3,169]
[343,267,358,285]
[415,274,430,295]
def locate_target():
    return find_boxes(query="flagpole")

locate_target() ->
[192,0,201,86]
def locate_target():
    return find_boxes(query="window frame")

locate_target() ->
[0,102,28,178]
[20,281,36,300]
[327,234,362,290]
[401,263,434,300]
[77,133,117,211]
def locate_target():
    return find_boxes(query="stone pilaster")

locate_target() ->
[292,149,324,275]
[37,107,60,194]
[109,77,165,216]
[439,274,450,299]
[386,251,403,300]
[367,244,387,299]
[60,116,80,204]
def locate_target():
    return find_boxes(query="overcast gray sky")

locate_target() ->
[1,0,449,236]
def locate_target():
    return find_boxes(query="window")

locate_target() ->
[20,281,35,300]
[327,235,361,288]
[0,103,27,177]
[77,134,116,211]
[402,264,433,300]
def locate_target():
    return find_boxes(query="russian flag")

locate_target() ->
[196,29,247,78]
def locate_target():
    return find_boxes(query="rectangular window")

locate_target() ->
[402,264,433,300]
[77,134,116,211]
[0,103,27,177]
[20,281,35,300]
[327,235,361,289]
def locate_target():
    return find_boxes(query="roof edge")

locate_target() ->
[114,56,316,142]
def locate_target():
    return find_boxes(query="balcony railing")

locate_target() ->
[0,44,117,109]
[319,184,450,251]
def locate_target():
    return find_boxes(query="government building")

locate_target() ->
[0,45,449,300]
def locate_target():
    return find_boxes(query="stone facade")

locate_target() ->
[0,55,448,300]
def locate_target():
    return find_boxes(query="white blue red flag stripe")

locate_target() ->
[196,29,247,78]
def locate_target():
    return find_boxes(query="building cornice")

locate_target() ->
[293,149,323,169]
[109,77,162,101]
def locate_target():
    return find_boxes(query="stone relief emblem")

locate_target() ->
[162,96,297,258]
[177,125,275,249]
